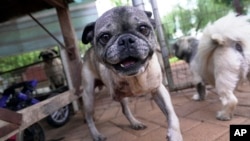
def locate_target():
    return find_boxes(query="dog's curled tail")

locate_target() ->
[195,13,250,82]
[201,14,250,49]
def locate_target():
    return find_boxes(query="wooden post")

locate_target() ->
[55,2,83,112]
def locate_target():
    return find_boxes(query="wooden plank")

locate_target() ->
[18,89,77,130]
[0,89,78,141]
[0,124,19,138]
[0,108,22,125]
[0,120,8,127]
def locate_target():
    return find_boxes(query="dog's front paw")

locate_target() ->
[167,128,183,141]
[216,111,232,121]
[93,134,107,141]
[131,122,147,130]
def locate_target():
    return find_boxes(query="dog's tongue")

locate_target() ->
[120,59,136,68]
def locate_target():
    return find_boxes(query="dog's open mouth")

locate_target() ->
[120,57,138,68]
[113,57,147,75]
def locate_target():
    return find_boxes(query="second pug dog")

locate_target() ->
[39,49,65,89]
[172,36,207,100]
[173,36,199,64]
[81,6,182,141]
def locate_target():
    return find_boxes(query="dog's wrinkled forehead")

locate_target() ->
[95,7,150,33]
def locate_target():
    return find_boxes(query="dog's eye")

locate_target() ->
[235,42,243,53]
[138,25,150,36]
[99,34,111,45]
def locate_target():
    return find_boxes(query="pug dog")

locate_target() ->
[81,6,182,141]
[39,49,65,89]
[173,36,199,64]
[172,36,207,100]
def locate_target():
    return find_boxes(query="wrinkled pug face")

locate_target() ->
[39,49,58,63]
[83,6,157,76]
[82,6,157,76]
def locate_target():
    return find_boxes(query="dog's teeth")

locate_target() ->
[120,64,125,67]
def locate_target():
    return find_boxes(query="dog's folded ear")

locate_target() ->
[144,11,156,29]
[144,11,152,18]
[82,22,95,44]
[38,52,43,59]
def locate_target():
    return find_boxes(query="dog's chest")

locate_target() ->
[44,59,63,75]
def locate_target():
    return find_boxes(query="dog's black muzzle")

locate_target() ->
[107,35,154,76]
[41,54,54,62]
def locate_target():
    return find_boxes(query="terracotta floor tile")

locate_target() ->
[107,130,137,141]
[134,99,155,114]
[187,110,248,127]
[171,94,191,106]
[235,105,250,117]
[97,122,123,138]
[183,122,228,141]
[179,117,201,132]
[175,100,210,117]
[98,106,120,122]
[111,116,160,137]
[138,108,167,128]
[214,133,229,141]
[44,83,250,141]
[133,127,167,141]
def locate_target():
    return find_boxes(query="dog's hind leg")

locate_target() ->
[192,82,206,101]
[152,84,183,141]
[120,97,147,130]
[191,67,207,101]
[82,77,106,141]
[216,90,238,121]
[215,74,238,121]
[216,87,238,121]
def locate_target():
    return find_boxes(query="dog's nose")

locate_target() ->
[118,35,135,48]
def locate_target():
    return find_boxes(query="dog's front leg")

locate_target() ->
[152,84,183,141]
[82,82,106,141]
[120,97,147,130]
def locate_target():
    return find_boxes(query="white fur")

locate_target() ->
[191,14,250,120]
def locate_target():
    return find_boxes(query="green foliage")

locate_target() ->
[169,57,180,64]
[0,41,90,73]
[78,41,91,55]
[110,0,131,6]
[162,0,232,39]
[0,51,41,73]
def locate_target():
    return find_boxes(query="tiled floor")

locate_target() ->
[43,84,250,141]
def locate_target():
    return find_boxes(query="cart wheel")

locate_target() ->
[46,104,70,128]
[18,123,45,141]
